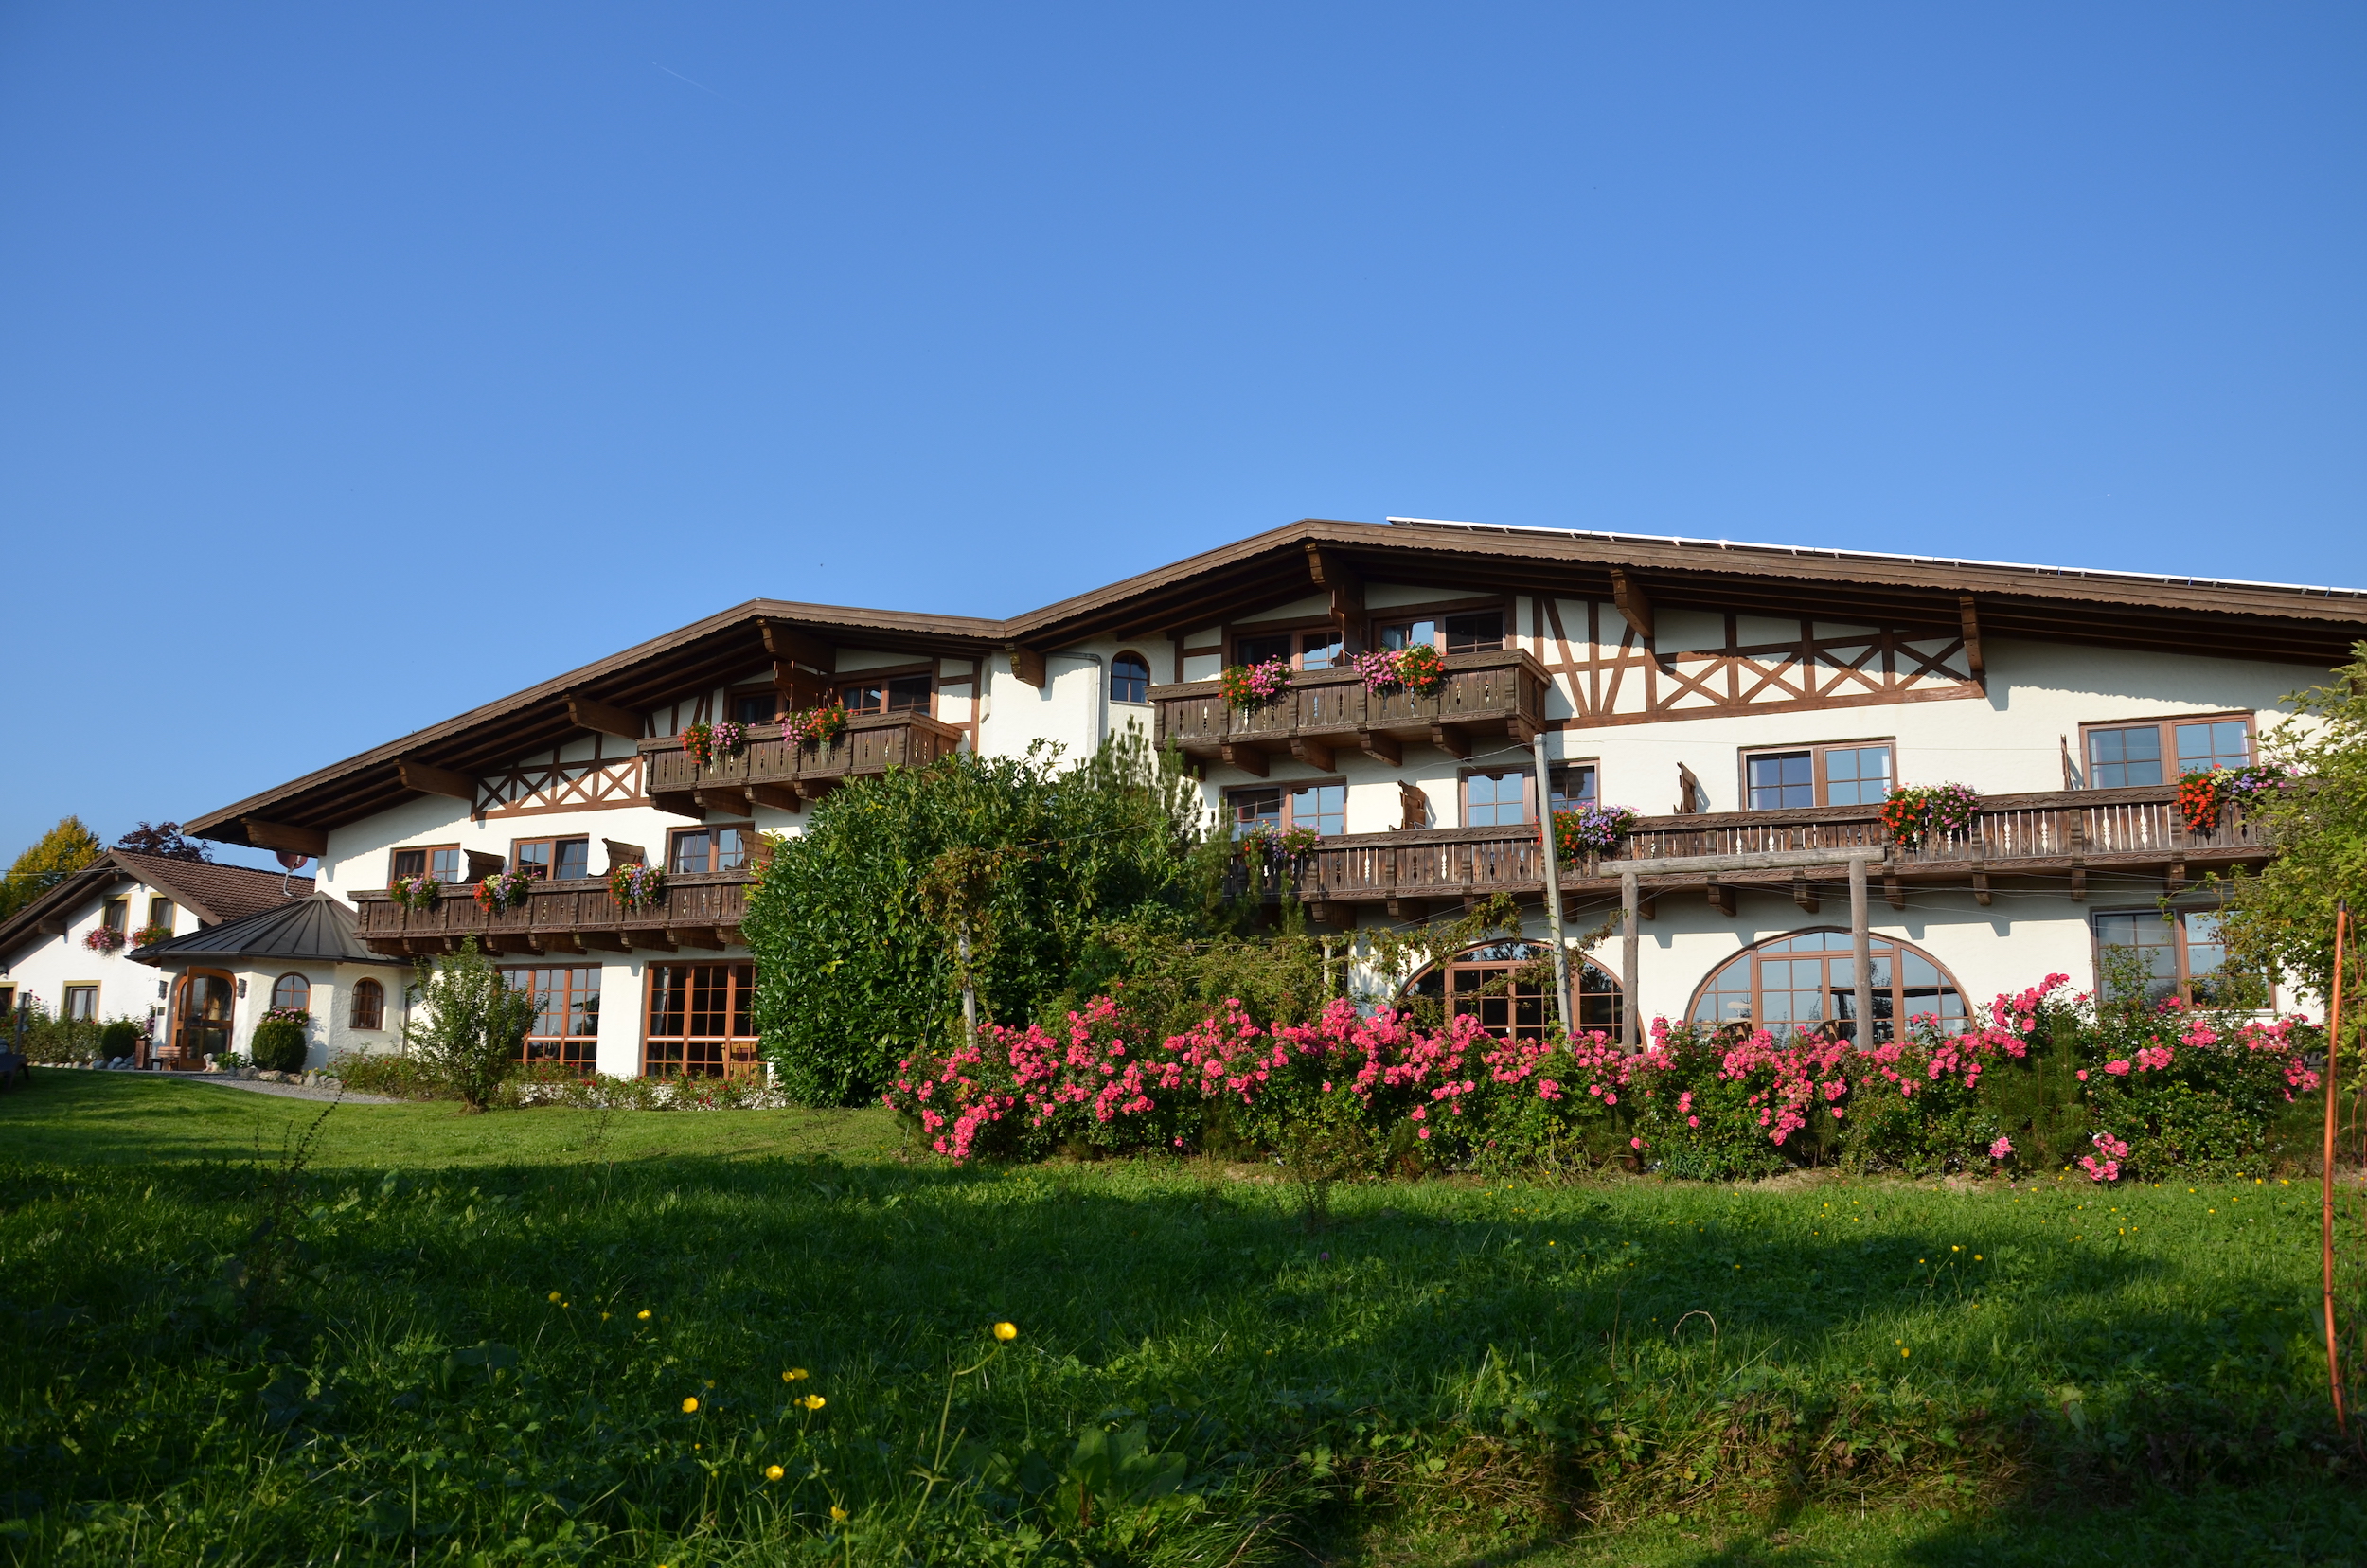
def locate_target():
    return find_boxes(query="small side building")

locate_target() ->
[131,892,412,1070]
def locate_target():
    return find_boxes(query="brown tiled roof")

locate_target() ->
[111,851,312,923]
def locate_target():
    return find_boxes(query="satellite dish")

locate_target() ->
[276,851,311,872]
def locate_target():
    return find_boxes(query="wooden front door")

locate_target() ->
[171,971,235,1068]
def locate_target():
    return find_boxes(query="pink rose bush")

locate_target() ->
[881,971,2324,1181]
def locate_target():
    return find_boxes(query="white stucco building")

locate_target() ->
[169,518,2364,1078]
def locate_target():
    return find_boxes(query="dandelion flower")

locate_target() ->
[1901,1347,1911,1357]
[682,1397,700,1414]
[830,1506,848,1523]
[547,1291,561,1303]
[784,1367,809,1381]
[765,1464,785,1482]
[993,1321,1018,1342]
[801,1394,826,1411]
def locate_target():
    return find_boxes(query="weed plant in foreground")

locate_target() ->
[0,1076,2360,1567]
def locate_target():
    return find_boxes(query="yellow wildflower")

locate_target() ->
[993,1322,1018,1342]
[637,1309,651,1321]
[830,1506,848,1523]
[801,1394,826,1411]
[547,1291,561,1303]
[766,1464,785,1482]
[682,1397,700,1414]
[784,1368,809,1381]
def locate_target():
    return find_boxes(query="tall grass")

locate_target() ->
[0,1081,2358,1564]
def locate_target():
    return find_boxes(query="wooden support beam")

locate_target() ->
[242,818,328,858]
[695,785,752,817]
[1706,879,1735,918]
[580,931,632,953]
[1306,543,1364,623]
[1290,738,1335,772]
[540,933,587,955]
[564,693,643,740]
[1430,722,1470,760]
[1218,742,1269,777]
[398,759,478,802]
[484,935,539,955]
[1621,846,1888,876]
[2166,862,2187,897]
[1610,569,1654,643]
[2069,865,2087,902]
[627,930,678,953]
[666,927,726,952]
[1972,869,1992,907]
[1849,857,1874,1043]
[748,783,802,812]
[757,618,834,672]
[1508,713,1539,746]
[1792,870,1819,914]
[650,791,706,821]
[1883,871,1906,911]
[406,937,453,956]
[1359,730,1402,767]
[1638,893,1658,919]
[1006,644,1047,688]
[1957,596,1984,681]
[1620,869,1640,1048]
[1386,896,1429,922]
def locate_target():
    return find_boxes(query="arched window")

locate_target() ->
[271,973,311,1013]
[1687,928,1966,1042]
[1111,652,1152,704]
[349,977,385,1030]
[1404,939,1626,1041]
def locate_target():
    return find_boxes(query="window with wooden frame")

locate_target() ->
[839,672,933,714]
[1225,781,1346,838]
[1111,651,1152,704]
[1230,627,1344,671]
[2093,909,2262,1007]
[669,825,753,875]
[349,977,385,1031]
[272,973,311,1012]
[1461,766,1532,828]
[1404,940,1626,1041]
[503,965,600,1070]
[644,961,758,1078]
[147,897,175,933]
[1687,929,1967,1042]
[2081,714,2253,789]
[1548,762,1598,816]
[512,835,592,881]
[0,985,15,1019]
[727,686,780,726]
[1742,741,1894,811]
[62,985,97,1022]
[1374,606,1509,656]
[390,844,463,887]
[101,897,129,934]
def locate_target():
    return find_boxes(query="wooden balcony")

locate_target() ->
[353,870,756,957]
[1234,784,2272,918]
[637,710,966,817]
[1153,649,1552,774]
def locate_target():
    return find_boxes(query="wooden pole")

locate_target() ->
[2324,900,2349,1433]
[1850,857,1874,1044]
[1532,733,1572,1037]
[1621,869,1640,1050]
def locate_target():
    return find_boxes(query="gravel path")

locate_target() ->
[88,1071,401,1106]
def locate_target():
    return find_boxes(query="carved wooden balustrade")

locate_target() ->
[1229,784,2271,916]
[353,870,756,957]
[638,710,966,818]
[1152,649,1552,774]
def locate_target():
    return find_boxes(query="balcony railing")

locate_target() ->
[638,710,966,816]
[1231,784,2271,912]
[1153,649,1551,772]
[354,869,756,956]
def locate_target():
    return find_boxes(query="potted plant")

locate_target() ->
[133,921,174,948]
[781,701,850,747]
[679,721,716,767]
[1552,804,1641,862]
[474,869,534,913]
[389,872,443,912]
[1879,783,1982,847]
[1219,657,1291,711]
[1353,644,1447,697]
[2176,763,2286,835]
[610,862,667,910]
[82,926,127,953]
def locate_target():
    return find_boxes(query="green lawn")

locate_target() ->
[2,1074,2358,1567]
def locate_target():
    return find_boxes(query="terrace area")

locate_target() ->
[1152,648,1550,773]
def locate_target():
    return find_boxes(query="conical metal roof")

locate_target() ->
[131,893,407,968]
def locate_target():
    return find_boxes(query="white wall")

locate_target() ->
[0,873,198,1039]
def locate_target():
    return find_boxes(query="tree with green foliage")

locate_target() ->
[404,939,537,1113]
[0,815,102,920]
[745,728,1209,1105]
[2215,642,2367,1007]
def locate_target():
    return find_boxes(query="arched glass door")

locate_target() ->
[171,971,235,1067]
[1404,939,1627,1041]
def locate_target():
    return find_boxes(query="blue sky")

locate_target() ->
[3,4,2360,867]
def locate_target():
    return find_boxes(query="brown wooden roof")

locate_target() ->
[0,851,312,967]
[187,518,2367,848]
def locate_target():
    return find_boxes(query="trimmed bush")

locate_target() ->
[98,1020,142,1060]
[250,1018,309,1073]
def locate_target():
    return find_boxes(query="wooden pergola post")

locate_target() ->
[1621,868,1640,1049]
[1850,856,1874,1043]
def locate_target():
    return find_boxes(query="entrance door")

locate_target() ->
[172,971,235,1068]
